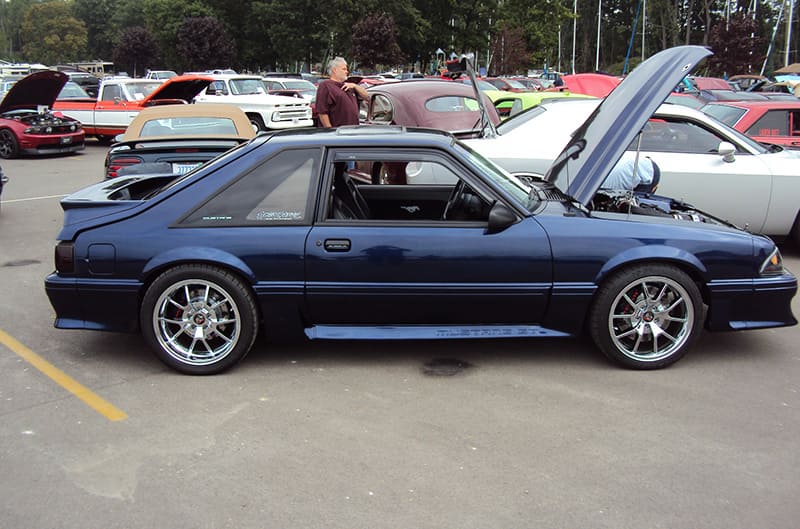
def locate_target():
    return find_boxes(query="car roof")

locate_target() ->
[261,124,457,150]
[121,103,256,141]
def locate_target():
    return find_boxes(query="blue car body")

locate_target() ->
[45,47,797,374]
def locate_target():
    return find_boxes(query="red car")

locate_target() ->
[555,73,622,97]
[702,99,800,149]
[483,77,530,92]
[0,71,85,159]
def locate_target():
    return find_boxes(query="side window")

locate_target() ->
[101,85,121,101]
[370,94,393,122]
[791,110,800,136]
[638,119,727,153]
[326,156,490,222]
[425,96,478,112]
[207,81,227,95]
[181,149,319,227]
[747,110,789,137]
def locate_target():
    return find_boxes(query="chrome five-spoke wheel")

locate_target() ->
[141,265,258,374]
[590,264,703,369]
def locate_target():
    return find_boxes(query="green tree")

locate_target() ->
[176,17,236,72]
[498,0,572,71]
[112,26,157,76]
[21,1,88,64]
[73,0,119,60]
[251,0,332,72]
[351,12,405,70]
[141,0,216,69]
[0,0,34,60]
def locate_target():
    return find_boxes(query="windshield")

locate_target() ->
[121,81,163,100]
[229,78,268,95]
[701,104,747,127]
[454,140,532,208]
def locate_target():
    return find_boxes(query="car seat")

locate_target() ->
[331,163,371,219]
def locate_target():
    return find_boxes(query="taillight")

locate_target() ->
[55,241,74,273]
[106,157,142,178]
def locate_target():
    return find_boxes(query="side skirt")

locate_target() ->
[305,325,573,340]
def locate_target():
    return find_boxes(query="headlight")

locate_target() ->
[760,247,785,276]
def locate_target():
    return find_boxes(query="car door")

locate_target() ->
[634,117,772,232]
[304,148,553,328]
[94,84,139,131]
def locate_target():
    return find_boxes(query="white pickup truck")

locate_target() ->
[193,75,313,131]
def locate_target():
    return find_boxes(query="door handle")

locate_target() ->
[323,239,351,252]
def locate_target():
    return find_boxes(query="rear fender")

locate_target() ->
[142,246,256,284]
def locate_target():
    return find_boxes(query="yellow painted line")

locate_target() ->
[0,329,128,422]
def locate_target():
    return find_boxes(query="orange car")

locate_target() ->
[54,75,211,141]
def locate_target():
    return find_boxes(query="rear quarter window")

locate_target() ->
[180,148,320,227]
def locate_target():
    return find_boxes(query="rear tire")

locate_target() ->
[589,264,703,369]
[140,264,259,375]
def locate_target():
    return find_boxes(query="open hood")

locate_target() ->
[0,70,68,113]
[545,46,712,206]
[143,75,212,104]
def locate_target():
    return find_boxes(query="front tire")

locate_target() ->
[0,129,19,159]
[248,114,266,132]
[140,264,259,375]
[589,264,703,369]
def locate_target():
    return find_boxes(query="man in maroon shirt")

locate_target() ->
[316,57,368,127]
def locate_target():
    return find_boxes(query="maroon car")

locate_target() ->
[0,71,85,159]
[702,99,800,149]
[363,79,500,138]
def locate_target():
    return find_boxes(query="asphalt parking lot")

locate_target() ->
[1,142,799,528]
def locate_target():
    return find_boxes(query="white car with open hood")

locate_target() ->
[464,97,800,243]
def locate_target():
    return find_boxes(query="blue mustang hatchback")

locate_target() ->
[45,47,797,374]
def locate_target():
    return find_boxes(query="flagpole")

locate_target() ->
[572,0,577,74]
[596,0,602,71]
[642,0,646,61]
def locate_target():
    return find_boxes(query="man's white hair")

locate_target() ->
[328,56,346,75]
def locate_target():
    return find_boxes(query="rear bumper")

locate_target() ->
[44,273,141,332]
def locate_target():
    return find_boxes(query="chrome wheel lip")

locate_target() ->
[152,278,242,366]
[607,275,694,363]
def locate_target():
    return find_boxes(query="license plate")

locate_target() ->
[61,137,72,144]
[173,162,202,174]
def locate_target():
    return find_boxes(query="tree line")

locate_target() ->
[0,0,794,77]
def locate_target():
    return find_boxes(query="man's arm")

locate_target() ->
[343,82,368,100]
[319,114,333,128]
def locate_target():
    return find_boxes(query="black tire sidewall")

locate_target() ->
[589,264,703,369]
[140,264,258,375]
[0,130,18,159]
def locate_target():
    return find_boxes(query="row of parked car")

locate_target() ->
[5,62,800,245]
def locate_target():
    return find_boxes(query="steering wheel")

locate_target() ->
[442,180,466,220]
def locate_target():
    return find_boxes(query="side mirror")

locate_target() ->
[718,141,736,163]
[486,201,518,233]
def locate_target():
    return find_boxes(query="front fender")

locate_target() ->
[595,244,708,284]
